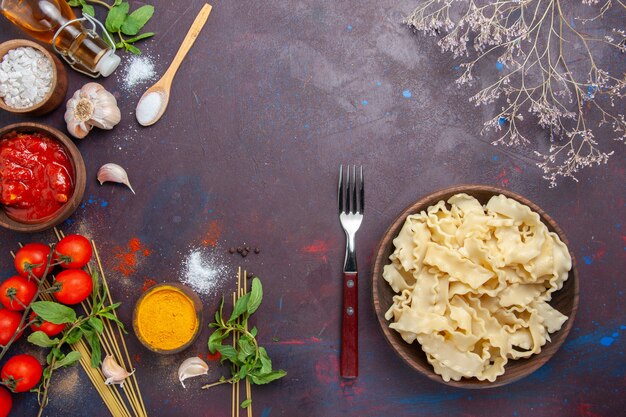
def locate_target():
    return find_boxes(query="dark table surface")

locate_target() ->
[1,1,625,416]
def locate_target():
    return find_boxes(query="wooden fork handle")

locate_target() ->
[341,271,358,378]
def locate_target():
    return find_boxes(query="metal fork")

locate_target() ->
[338,165,364,378]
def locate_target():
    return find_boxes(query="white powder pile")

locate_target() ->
[0,47,53,108]
[119,55,156,91]
[136,91,163,125]
[180,249,228,295]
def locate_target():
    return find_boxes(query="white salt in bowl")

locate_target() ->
[0,39,68,116]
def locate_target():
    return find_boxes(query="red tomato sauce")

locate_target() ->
[0,132,74,223]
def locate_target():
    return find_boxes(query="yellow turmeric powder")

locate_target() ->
[136,286,198,351]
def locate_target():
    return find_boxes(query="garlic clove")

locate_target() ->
[101,354,135,388]
[178,357,209,388]
[65,82,121,139]
[97,163,135,194]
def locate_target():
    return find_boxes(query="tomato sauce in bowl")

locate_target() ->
[0,132,75,223]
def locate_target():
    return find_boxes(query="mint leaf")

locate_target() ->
[31,301,76,324]
[247,278,263,314]
[65,327,83,345]
[99,312,126,333]
[228,292,250,323]
[53,351,82,369]
[85,331,101,368]
[208,329,225,354]
[121,5,154,36]
[125,43,141,55]
[68,0,81,6]
[81,4,95,17]
[88,317,104,334]
[216,345,238,364]
[249,370,286,385]
[124,32,155,44]
[241,399,252,408]
[105,2,129,33]
[258,347,272,374]
[28,331,59,348]
[237,337,255,362]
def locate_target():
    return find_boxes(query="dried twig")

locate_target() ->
[406,0,625,186]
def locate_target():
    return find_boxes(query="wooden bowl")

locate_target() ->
[132,283,203,355]
[0,122,86,233]
[371,185,579,388]
[0,39,68,116]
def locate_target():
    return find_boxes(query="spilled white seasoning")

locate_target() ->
[136,91,163,125]
[180,249,228,296]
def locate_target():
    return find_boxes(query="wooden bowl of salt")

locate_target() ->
[0,39,68,116]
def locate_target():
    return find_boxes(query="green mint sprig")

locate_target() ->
[203,278,286,408]
[27,270,125,417]
[67,0,155,54]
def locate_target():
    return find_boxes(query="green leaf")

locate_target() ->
[258,347,272,374]
[208,329,225,354]
[53,351,82,369]
[125,43,141,55]
[121,5,154,36]
[237,338,255,362]
[100,302,121,313]
[28,331,59,348]
[238,364,248,380]
[105,2,129,33]
[249,326,258,337]
[68,0,81,6]
[99,312,126,332]
[216,345,238,364]
[249,370,286,385]
[85,331,101,368]
[91,270,100,302]
[241,399,252,409]
[88,317,104,334]
[247,278,263,315]
[81,4,95,17]
[31,301,76,324]
[65,327,83,345]
[124,32,155,44]
[228,292,251,323]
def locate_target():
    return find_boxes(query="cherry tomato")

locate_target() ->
[54,269,92,305]
[14,243,51,279]
[1,354,42,393]
[0,309,23,345]
[0,276,37,311]
[0,386,12,417]
[29,311,65,337]
[54,234,92,269]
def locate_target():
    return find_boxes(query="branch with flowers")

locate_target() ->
[406,0,625,186]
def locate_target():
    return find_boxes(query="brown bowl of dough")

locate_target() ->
[0,39,68,116]
[0,122,86,233]
[371,185,579,388]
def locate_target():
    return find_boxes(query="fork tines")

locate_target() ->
[338,165,364,214]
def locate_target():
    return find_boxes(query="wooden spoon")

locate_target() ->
[136,3,213,126]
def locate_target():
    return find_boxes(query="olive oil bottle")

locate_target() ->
[1,0,120,77]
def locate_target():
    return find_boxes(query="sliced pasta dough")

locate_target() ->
[383,193,572,382]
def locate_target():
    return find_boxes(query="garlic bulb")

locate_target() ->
[101,355,135,388]
[178,357,209,388]
[65,82,121,139]
[97,163,135,194]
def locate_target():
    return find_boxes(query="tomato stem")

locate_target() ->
[0,245,57,363]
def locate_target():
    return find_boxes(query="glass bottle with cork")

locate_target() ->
[1,0,120,77]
